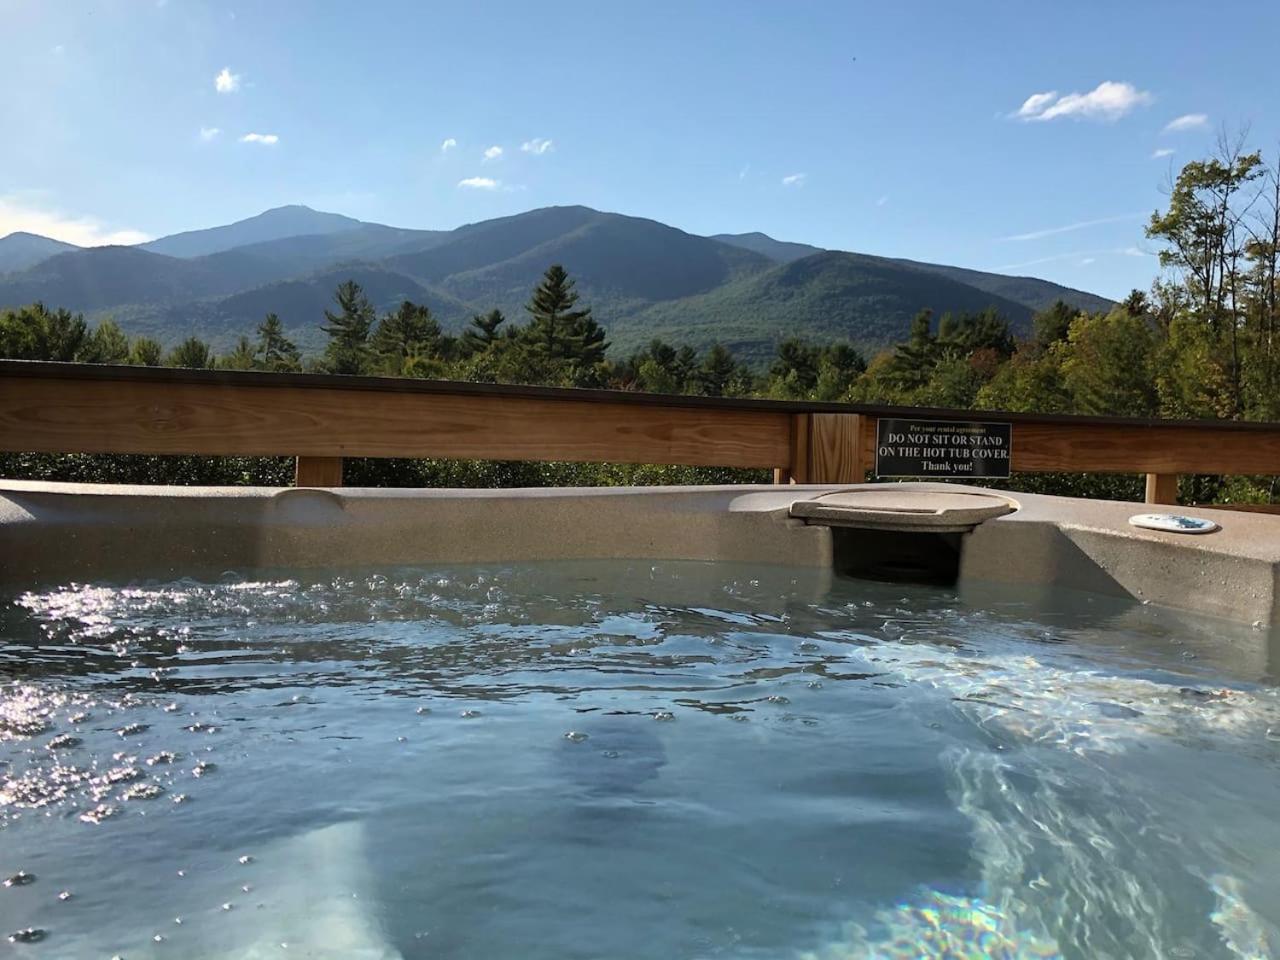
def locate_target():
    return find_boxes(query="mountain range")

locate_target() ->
[0,204,1113,363]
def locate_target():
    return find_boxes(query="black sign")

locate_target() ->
[875,418,1012,479]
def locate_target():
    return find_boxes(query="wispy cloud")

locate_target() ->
[240,133,279,145]
[199,127,221,142]
[1152,147,1176,159]
[520,137,554,155]
[738,164,750,181]
[781,173,806,187]
[1080,257,1096,265]
[1162,113,1208,133]
[0,194,151,246]
[997,212,1145,242]
[214,67,240,94]
[458,176,499,190]
[482,145,503,161]
[995,247,1153,271]
[51,44,64,56]
[876,195,889,207]
[440,137,457,153]
[1013,81,1152,122]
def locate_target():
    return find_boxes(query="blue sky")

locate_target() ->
[3,0,1278,299]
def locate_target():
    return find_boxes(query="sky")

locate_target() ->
[2,1,1278,300]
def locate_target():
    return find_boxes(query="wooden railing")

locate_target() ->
[3,359,1280,506]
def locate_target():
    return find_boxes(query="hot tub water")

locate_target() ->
[1,561,1278,958]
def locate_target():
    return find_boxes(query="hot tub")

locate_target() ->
[2,481,1279,957]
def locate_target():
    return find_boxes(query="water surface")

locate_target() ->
[2,560,1279,958]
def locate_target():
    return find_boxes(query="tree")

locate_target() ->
[461,309,506,354]
[129,337,164,366]
[371,301,442,375]
[256,314,300,372]
[81,319,131,364]
[697,344,739,396]
[1032,300,1079,349]
[0,303,88,361]
[166,336,213,369]
[321,280,375,375]
[1061,308,1158,417]
[220,336,259,371]
[524,264,608,370]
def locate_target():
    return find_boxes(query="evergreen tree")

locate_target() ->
[256,313,300,372]
[321,280,375,375]
[166,336,213,369]
[220,336,260,371]
[523,264,608,368]
[371,301,441,374]
[462,309,506,354]
[697,343,738,396]
[81,319,130,364]
[128,337,164,367]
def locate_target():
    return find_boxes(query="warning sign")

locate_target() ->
[875,418,1012,479]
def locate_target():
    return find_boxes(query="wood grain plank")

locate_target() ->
[808,413,865,484]
[1145,472,1178,505]
[0,376,791,469]
[295,456,344,487]
[787,414,811,483]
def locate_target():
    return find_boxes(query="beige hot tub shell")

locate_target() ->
[2,480,1279,626]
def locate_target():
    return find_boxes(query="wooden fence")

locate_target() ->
[3,360,1280,507]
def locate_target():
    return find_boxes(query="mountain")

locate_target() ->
[0,203,1117,361]
[139,205,366,258]
[113,264,475,348]
[0,232,80,275]
[711,232,821,264]
[616,250,1038,362]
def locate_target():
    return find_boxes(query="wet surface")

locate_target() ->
[1,560,1279,958]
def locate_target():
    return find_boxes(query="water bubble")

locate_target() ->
[175,917,183,925]
[766,695,790,705]
[806,680,823,690]
[47,733,81,750]
[460,710,481,719]
[58,890,72,901]
[172,793,189,804]
[146,751,179,766]
[79,803,116,824]
[221,902,233,911]
[415,706,431,716]
[8,928,45,944]
[563,731,589,743]
[122,782,165,801]
[192,761,215,778]
[117,722,149,737]
[4,871,35,887]
[163,703,179,712]
[241,884,252,893]
[154,933,165,942]
[238,855,254,865]
[652,710,675,722]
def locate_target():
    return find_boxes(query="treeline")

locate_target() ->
[2,137,1277,500]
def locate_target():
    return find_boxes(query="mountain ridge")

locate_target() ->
[0,204,1114,363]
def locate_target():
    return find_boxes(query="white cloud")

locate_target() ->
[1080,257,1096,265]
[199,127,221,142]
[51,44,65,56]
[781,173,806,187]
[738,164,750,181]
[876,195,889,207]
[1152,147,1176,158]
[0,194,151,246]
[1013,81,1152,122]
[440,137,457,153]
[458,176,499,190]
[997,212,1145,242]
[214,67,240,94]
[240,133,279,145]
[1162,113,1208,133]
[482,145,503,161]
[520,137,554,155]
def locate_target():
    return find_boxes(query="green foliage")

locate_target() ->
[256,313,301,372]
[320,279,375,374]
[166,336,214,369]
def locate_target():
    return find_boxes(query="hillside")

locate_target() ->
[616,250,1036,362]
[140,205,365,258]
[0,203,1116,360]
[0,232,80,275]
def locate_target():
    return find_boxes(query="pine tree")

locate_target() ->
[128,337,164,367]
[523,264,607,367]
[81,319,131,365]
[371,301,441,374]
[462,309,506,354]
[698,343,738,396]
[220,336,260,371]
[256,313,300,372]
[321,280,375,375]
[166,336,213,369]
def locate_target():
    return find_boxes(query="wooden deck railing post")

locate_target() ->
[295,456,344,487]
[806,413,865,484]
[1145,472,1178,505]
